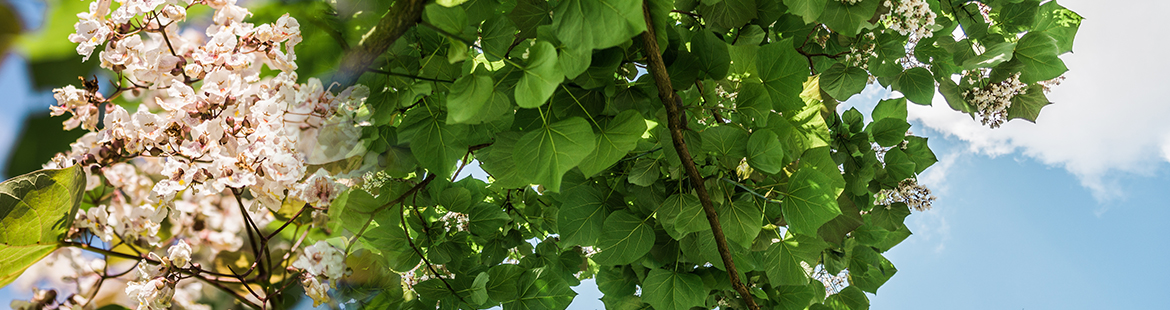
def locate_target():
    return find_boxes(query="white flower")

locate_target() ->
[162,79,196,111]
[125,277,174,310]
[167,240,192,267]
[301,276,329,307]
[293,240,348,281]
[68,18,109,61]
[963,72,1027,128]
[295,169,342,207]
[875,178,936,211]
[883,0,937,39]
[158,4,187,24]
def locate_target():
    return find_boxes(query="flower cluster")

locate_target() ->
[963,72,1027,128]
[40,0,377,307]
[291,241,350,307]
[843,32,877,71]
[121,240,189,310]
[840,0,863,5]
[8,248,105,310]
[875,178,936,211]
[883,0,938,39]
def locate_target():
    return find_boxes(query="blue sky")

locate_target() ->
[3,0,1169,309]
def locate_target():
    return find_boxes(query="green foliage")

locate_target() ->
[3,0,1081,308]
[0,166,85,287]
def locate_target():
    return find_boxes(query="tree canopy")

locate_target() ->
[0,0,1080,309]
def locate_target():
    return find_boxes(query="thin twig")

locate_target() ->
[400,200,468,306]
[366,68,455,83]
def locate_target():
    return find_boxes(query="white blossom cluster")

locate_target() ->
[963,72,1027,128]
[291,241,350,307]
[843,32,877,70]
[34,0,380,307]
[121,240,192,310]
[8,248,104,310]
[439,211,470,232]
[840,0,863,5]
[883,0,937,39]
[875,178,936,211]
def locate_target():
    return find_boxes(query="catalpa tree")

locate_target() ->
[0,0,1079,309]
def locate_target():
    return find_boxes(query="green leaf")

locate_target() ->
[870,98,907,122]
[415,278,453,300]
[0,166,85,287]
[758,38,808,113]
[870,203,910,231]
[641,269,708,310]
[469,202,511,237]
[747,130,787,175]
[482,15,518,61]
[938,78,974,113]
[998,0,1039,32]
[784,0,827,23]
[573,48,624,90]
[509,0,552,40]
[820,0,880,37]
[960,41,1016,70]
[663,193,709,238]
[487,264,526,301]
[820,63,869,100]
[894,67,935,105]
[439,187,473,213]
[557,187,611,246]
[719,199,763,249]
[507,269,577,310]
[764,231,827,286]
[849,245,896,293]
[1032,1,1082,54]
[1007,84,1051,122]
[399,109,468,179]
[579,110,647,177]
[828,286,869,310]
[1011,32,1068,83]
[592,210,655,265]
[867,118,910,148]
[516,41,564,108]
[902,136,936,174]
[446,74,496,124]
[700,125,749,167]
[551,0,646,52]
[628,158,660,187]
[736,82,774,126]
[362,214,422,273]
[477,131,531,188]
[692,30,731,80]
[883,148,916,181]
[697,0,758,30]
[513,117,596,192]
[470,271,491,304]
[817,194,864,245]
[774,281,825,310]
[783,147,844,236]
[424,3,468,35]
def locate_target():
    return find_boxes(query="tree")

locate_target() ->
[0,0,1080,309]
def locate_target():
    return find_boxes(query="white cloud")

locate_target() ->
[905,0,1170,202]
[915,150,961,196]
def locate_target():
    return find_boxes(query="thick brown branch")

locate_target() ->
[639,2,759,310]
[334,0,428,87]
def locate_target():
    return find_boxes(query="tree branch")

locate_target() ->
[334,0,428,87]
[639,2,760,309]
